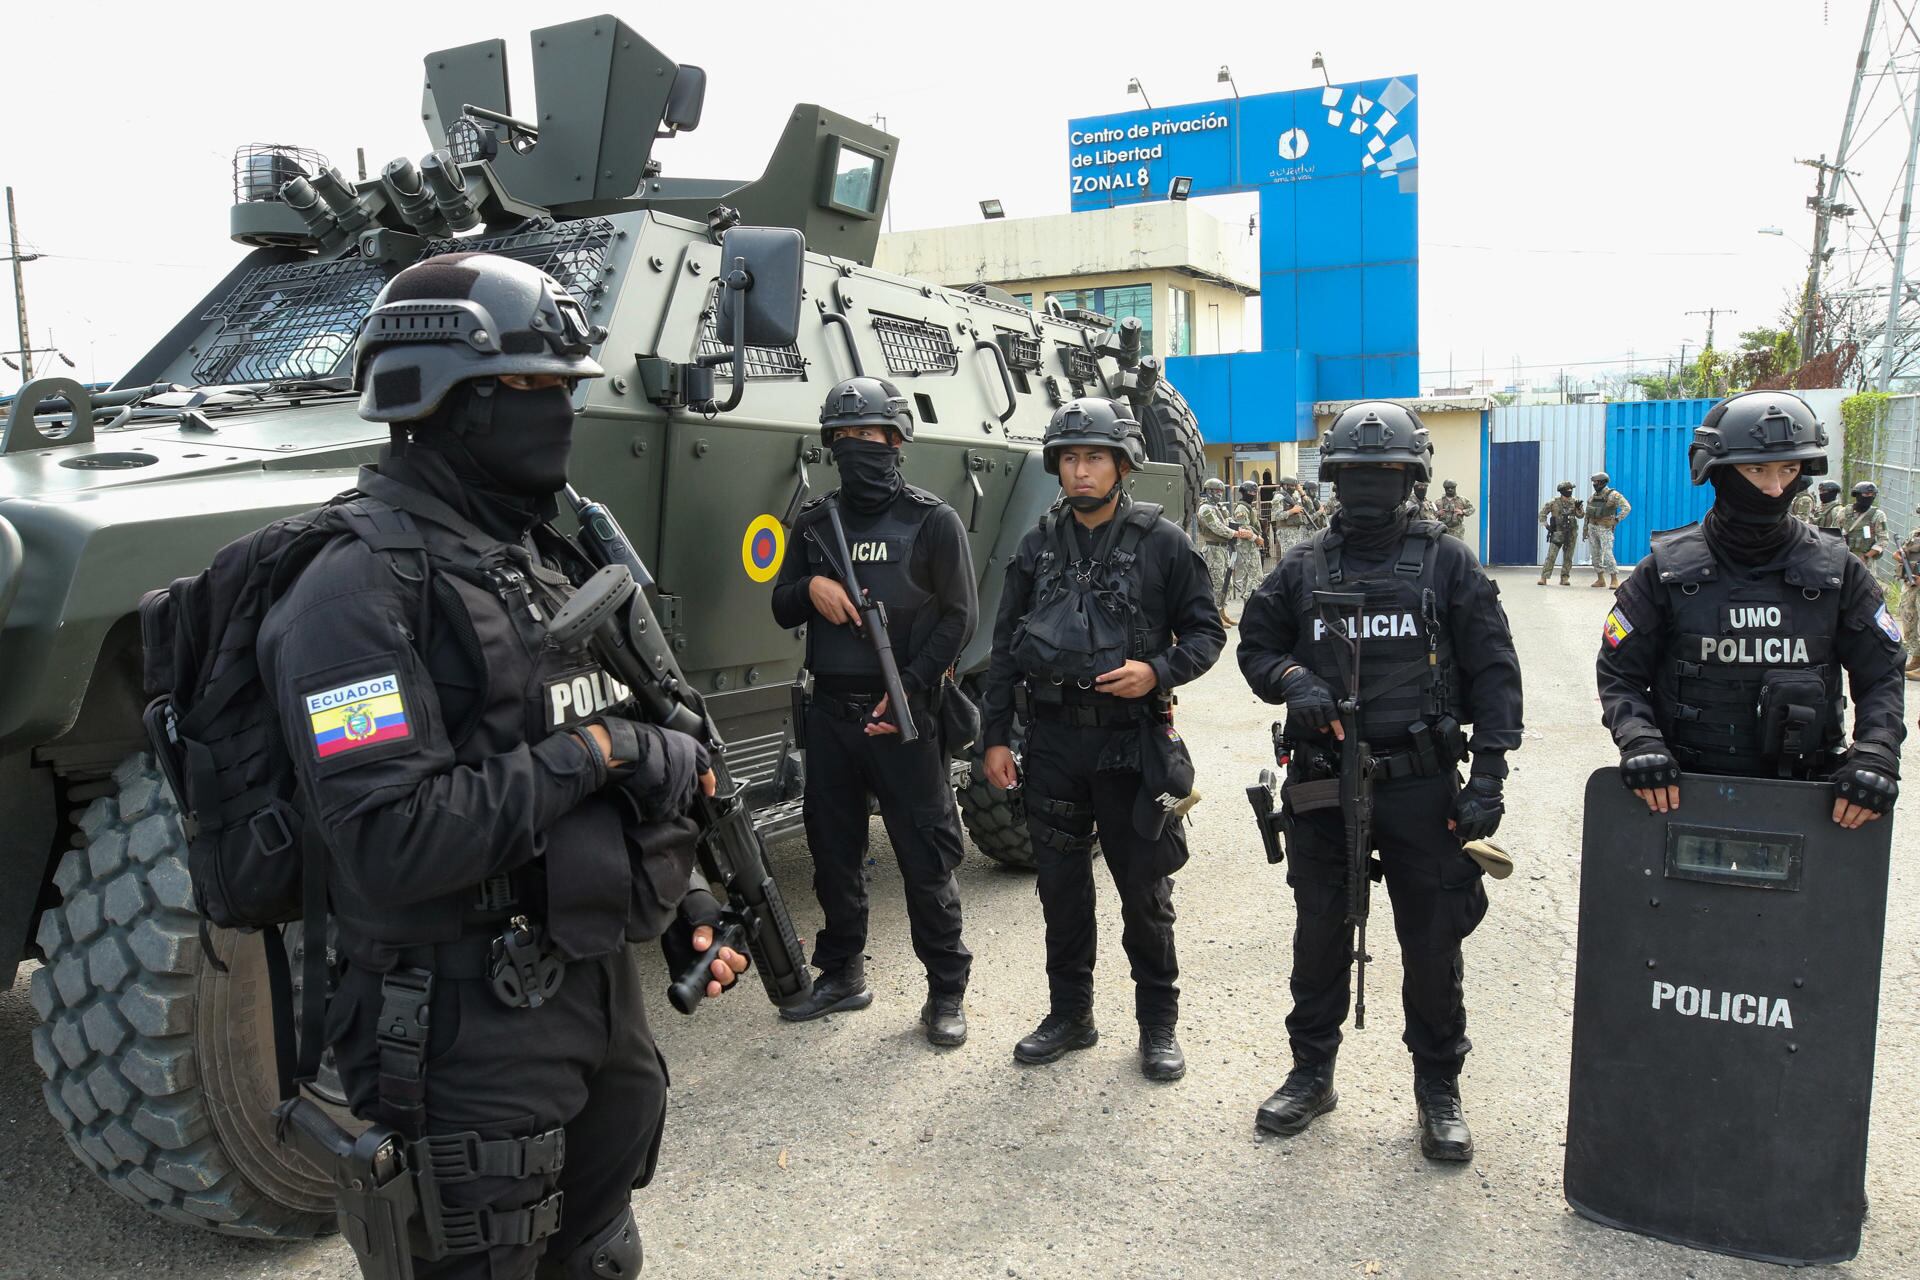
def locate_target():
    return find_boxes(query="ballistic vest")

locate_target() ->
[798,487,940,680]
[1300,524,1456,746]
[1010,499,1165,685]
[1647,523,1848,778]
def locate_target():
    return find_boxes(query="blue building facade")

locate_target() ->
[1067,76,1420,443]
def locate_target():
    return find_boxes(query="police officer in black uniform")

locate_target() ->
[1596,390,1903,830]
[1237,401,1522,1163]
[259,253,745,1280]
[770,377,977,1045]
[980,398,1224,1081]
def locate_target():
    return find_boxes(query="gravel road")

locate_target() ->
[4,567,1915,1279]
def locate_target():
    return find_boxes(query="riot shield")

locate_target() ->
[1564,768,1893,1265]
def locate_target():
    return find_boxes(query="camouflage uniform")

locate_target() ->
[1788,490,1817,525]
[1196,497,1236,602]
[1584,484,1631,584]
[1227,498,1261,596]
[1896,528,1920,668]
[1537,493,1584,584]
[1844,502,1890,564]
[1268,483,1316,556]
[1816,499,1846,530]
[1435,490,1475,540]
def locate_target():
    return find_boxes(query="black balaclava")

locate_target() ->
[1332,466,1414,552]
[395,380,575,540]
[831,436,904,513]
[1593,477,1608,493]
[1704,468,1809,565]
[1853,489,1876,513]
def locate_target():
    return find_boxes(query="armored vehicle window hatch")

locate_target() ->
[872,314,959,376]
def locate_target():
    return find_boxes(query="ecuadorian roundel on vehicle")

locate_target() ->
[742,514,786,583]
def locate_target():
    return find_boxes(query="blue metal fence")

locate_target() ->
[1604,399,1718,566]
[1487,440,1542,564]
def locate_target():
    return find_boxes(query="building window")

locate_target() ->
[1047,283,1153,352]
[1012,292,1032,308]
[1169,287,1193,357]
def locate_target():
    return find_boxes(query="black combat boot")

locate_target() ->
[1138,1024,1186,1082]
[778,963,874,1022]
[1413,1074,1474,1162]
[920,991,968,1047]
[1013,1010,1098,1064]
[1255,1061,1338,1136]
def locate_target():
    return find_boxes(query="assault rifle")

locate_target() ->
[815,499,918,741]
[1313,589,1378,1029]
[557,486,813,1016]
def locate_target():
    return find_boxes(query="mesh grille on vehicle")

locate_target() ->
[995,329,1043,372]
[1060,345,1102,397]
[421,217,617,305]
[193,256,389,385]
[873,314,959,376]
[699,306,807,380]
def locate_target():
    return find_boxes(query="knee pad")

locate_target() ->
[561,1206,642,1278]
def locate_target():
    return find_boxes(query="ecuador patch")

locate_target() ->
[1602,609,1634,649]
[1876,604,1903,644]
[306,674,411,759]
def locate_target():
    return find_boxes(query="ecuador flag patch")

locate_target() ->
[306,674,412,759]
[1602,609,1633,648]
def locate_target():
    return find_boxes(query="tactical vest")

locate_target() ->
[1843,506,1883,556]
[1299,525,1456,747]
[313,473,642,956]
[1197,499,1234,545]
[1648,523,1848,778]
[799,487,939,681]
[1010,500,1165,685]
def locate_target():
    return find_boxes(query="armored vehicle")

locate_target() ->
[3,16,1202,1237]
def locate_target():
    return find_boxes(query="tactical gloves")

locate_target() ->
[1278,665,1340,734]
[1449,774,1505,842]
[1619,739,1681,792]
[577,715,711,821]
[1832,741,1900,815]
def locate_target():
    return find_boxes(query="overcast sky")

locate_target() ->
[0,0,1885,393]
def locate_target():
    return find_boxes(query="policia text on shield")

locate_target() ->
[1575,389,1906,1265]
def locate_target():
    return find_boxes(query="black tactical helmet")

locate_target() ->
[1557,481,1575,495]
[1688,390,1829,484]
[1443,479,1458,494]
[1852,480,1877,499]
[1302,480,1319,494]
[819,375,915,445]
[1238,479,1258,499]
[1318,401,1434,481]
[1819,480,1841,500]
[355,252,606,422]
[1041,397,1147,474]
[1591,471,1610,486]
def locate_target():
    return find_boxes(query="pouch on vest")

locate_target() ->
[1755,669,1832,770]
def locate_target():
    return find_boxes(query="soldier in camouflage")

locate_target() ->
[1538,481,1585,585]
[1410,480,1440,521]
[1788,484,1817,525]
[1894,511,1920,679]
[1303,480,1331,528]
[1435,479,1475,541]
[1814,480,1846,529]
[1268,476,1316,557]
[1196,477,1254,610]
[1843,481,1890,564]
[1583,472,1632,588]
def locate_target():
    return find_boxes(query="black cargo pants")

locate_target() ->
[1282,765,1489,1078]
[802,694,972,994]
[329,945,667,1279]
[1021,716,1182,1026]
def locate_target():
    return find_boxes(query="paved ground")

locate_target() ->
[4,566,1917,1278]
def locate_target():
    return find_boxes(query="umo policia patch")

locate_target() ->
[1602,609,1634,648]
[1876,604,1903,644]
[306,674,412,759]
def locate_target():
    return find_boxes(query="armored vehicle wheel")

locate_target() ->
[958,745,1034,869]
[1135,378,1206,531]
[28,752,337,1238]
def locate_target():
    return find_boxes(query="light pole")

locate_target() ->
[1127,78,1152,109]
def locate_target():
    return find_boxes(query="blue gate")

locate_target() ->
[1605,399,1718,566]
[1488,440,1541,565]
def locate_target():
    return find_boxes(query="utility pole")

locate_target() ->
[1801,0,1879,361]
[5,187,35,384]
[1881,61,1920,391]
[1686,307,1735,355]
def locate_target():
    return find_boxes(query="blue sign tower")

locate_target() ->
[1067,76,1419,443]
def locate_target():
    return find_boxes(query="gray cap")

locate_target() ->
[354,252,605,422]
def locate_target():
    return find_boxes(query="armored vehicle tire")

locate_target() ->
[1136,378,1206,530]
[958,747,1034,869]
[28,752,336,1238]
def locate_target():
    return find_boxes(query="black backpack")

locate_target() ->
[139,493,428,1092]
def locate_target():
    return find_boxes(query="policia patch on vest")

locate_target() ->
[545,666,633,730]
